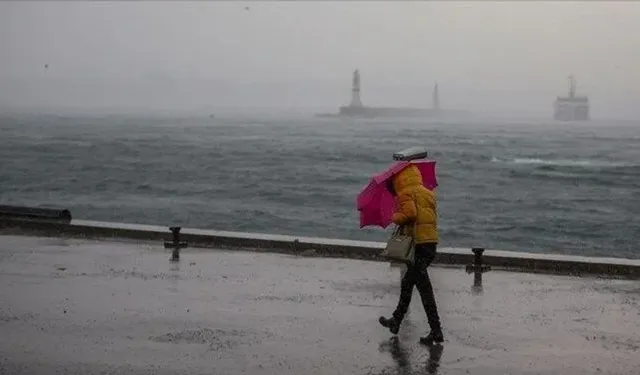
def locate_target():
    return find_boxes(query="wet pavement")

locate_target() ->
[0,235,639,375]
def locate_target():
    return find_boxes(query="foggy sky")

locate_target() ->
[2,1,639,118]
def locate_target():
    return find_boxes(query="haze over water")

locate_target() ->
[2,2,640,118]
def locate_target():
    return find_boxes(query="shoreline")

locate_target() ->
[1,218,639,279]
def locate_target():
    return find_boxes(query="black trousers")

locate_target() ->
[392,243,441,332]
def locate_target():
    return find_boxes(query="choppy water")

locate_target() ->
[1,113,639,259]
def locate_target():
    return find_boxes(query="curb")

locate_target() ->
[1,218,639,279]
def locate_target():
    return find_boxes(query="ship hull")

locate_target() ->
[337,105,466,118]
[553,97,590,121]
[553,113,590,121]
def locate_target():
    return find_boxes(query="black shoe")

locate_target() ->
[419,330,444,345]
[378,316,400,335]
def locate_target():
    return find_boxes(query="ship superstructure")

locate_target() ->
[553,75,590,121]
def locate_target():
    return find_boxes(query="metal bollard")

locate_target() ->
[465,247,492,274]
[164,226,188,262]
[473,247,483,268]
[465,247,491,295]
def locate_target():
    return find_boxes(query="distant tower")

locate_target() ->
[349,69,363,107]
[432,83,440,111]
[568,74,576,98]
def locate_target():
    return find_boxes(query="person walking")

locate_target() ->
[378,164,444,345]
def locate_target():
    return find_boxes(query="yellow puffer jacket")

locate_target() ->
[391,164,439,244]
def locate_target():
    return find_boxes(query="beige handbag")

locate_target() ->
[380,225,415,265]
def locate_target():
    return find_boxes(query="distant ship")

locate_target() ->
[317,69,469,119]
[553,75,590,121]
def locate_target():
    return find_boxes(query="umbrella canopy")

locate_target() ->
[356,160,437,229]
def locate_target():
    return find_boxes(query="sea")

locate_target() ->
[1,113,639,259]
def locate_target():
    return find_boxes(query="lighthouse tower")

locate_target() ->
[349,69,363,108]
[432,83,440,111]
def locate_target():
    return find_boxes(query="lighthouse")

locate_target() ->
[349,69,363,108]
[333,68,469,118]
[432,83,440,111]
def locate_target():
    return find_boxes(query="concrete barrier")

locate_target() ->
[0,205,72,223]
[1,217,639,279]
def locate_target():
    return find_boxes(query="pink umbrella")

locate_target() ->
[356,160,437,229]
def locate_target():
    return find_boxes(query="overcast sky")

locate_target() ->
[1,1,639,118]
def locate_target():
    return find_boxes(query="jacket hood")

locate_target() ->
[392,164,423,194]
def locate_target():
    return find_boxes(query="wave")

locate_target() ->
[3,114,640,259]
[492,157,637,168]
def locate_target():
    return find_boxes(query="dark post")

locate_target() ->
[466,247,491,273]
[164,226,188,262]
[473,247,484,268]
[466,247,491,295]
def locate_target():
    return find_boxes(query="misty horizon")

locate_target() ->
[2,2,640,119]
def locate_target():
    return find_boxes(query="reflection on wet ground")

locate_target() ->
[0,235,639,375]
[377,336,444,375]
